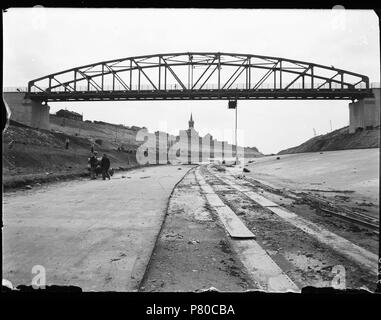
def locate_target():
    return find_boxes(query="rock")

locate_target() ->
[276,157,280,160]
[121,176,126,178]
[34,183,41,186]
[25,185,32,189]
[243,168,250,173]
[178,168,182,170]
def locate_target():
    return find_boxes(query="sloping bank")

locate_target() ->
[278,126,379,155]
[2,122,141,190]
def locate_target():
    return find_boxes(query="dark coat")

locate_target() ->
[89,156,98,168]
[100,156,110,170]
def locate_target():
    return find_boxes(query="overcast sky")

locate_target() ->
[3,8,380,154]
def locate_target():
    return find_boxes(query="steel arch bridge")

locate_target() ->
[27,52,373,102]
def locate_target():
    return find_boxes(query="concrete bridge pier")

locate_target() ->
[3,92,50,130]
[349,89,380,133]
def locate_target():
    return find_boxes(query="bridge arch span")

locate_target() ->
[27,52,371,101]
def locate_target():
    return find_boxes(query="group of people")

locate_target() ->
[88,151,111,180]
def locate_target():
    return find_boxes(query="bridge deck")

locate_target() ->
[26,88,373,102]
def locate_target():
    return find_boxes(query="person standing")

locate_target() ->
[65,138,70,149]
[100,153,111,180]
[91,143,94,153]
[89,153,98,179]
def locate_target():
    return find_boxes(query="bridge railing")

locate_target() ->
[25,82,378,93]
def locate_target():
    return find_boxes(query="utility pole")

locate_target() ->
[330,120,333,132]
[228,99,238,165]
[235,103,238,165]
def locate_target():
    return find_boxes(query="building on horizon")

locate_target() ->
[56,109,83,122]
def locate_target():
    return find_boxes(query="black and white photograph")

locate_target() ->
[2,6,380,298]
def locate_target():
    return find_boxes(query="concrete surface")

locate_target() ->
[245,148,379,217]
[2,165,191,291]
[3,92,50,130]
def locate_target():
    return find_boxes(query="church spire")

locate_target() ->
[188,113,194,129]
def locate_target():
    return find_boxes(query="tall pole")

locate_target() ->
[235,102,238,165]
[228,100,239,165]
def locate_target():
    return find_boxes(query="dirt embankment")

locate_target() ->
[244,146,263,158]
[49,115,141,150]
[2,119,142,189]
[3,115,263,189]
[278,126,380,155]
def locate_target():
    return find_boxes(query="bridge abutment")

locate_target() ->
[3,92,50,130]
[349,88,380,133]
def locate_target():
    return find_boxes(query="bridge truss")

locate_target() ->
[27,52,372,101]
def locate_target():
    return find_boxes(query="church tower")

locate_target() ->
[188,113,194,129]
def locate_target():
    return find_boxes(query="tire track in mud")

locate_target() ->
[200,165,377,291]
